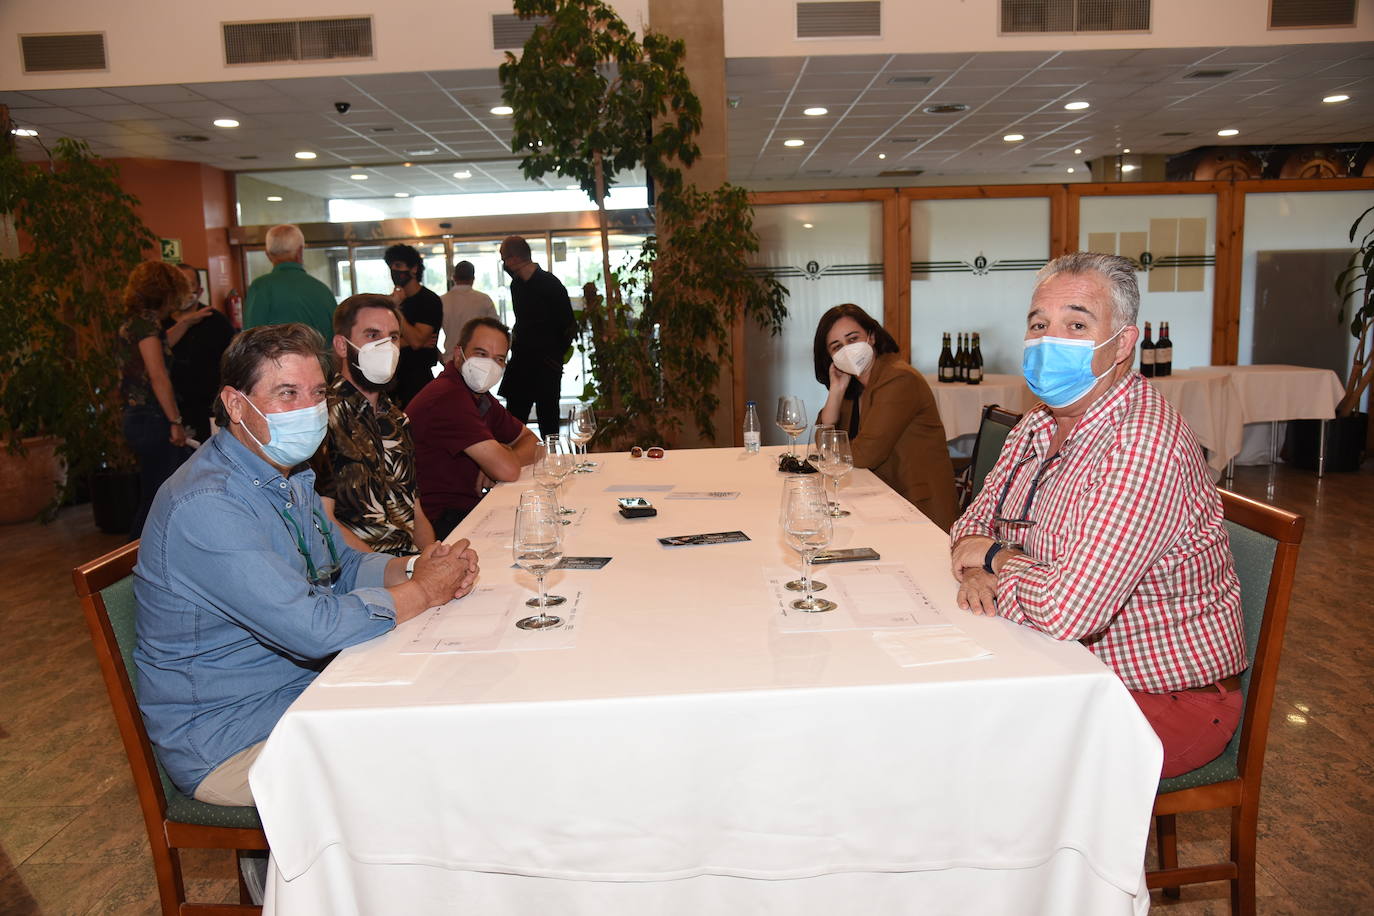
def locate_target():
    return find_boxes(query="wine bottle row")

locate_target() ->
[1139,321,1173,378]
[938,332,983,385]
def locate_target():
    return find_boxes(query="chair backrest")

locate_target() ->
[967,404,1022,506]
[71,543,177,826]
[1217,489,1304,781]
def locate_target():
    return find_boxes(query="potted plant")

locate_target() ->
[0,123,156,525]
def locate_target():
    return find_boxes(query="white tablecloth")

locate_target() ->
[252,447,1162,916]
[1149,369,1245,474]
[923,373,1029,440]
[1209,364,1344,424]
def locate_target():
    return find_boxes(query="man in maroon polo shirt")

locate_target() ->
[407,317,540,539]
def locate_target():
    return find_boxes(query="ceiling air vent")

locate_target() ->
[1184,69,1235,79]
[888,136,922,143]
[1001,0,1148,33]
[888,75,932,86]
[20,33,106,73]
[879,168,924,177]
[223,17,373,65]
[492,13,551,49]
[1270,0,1356,27]
[797,2,882,38]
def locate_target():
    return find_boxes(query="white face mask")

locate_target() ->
[460,352,505,393]
[831,340,875,377]
[349,337,399,385]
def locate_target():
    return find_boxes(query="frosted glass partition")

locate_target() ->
[747,202,883,446]
[909,197,1050,376]
[1079,194,1215,370]
[1238,189,1373,370]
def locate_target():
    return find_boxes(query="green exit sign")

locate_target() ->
[160,238,182,262]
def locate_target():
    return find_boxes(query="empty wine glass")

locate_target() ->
[810,423,832,463]
[775,396,807,458]
[544,435,578,515]
[519,489,568,608]
[513,501,564,630]
[570,405,598,472]
[779,476,827,593]
[533,443,571,526]
[783,485,836,613]
[817,428,854,518]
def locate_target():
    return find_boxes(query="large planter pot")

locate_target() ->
[0,435,67,524]
[90,468,140,535]
[1286,413,1368,472]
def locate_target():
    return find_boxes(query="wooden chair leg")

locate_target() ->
[1155,813,1181,899]
[1232,803,1257,916]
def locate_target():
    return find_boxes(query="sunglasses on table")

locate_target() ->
[629,446,666,459]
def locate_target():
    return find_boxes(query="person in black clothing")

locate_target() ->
[168,264,236,442]
[496,235,575,439]
[385,243,443,408]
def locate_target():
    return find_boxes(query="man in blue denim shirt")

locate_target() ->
[134,324,480,807]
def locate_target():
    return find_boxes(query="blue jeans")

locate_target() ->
[123,407,190,540]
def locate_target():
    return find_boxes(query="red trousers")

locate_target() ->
[1130,683,1244,778]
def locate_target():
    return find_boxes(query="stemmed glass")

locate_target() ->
[776,396,807,458]
[810,423,833,462]
[779,476,827,594]
[519,490,568,608]
[783,485,836,613]
[533,443,571,526]
[543,435,577,515]
[570,405,598,472]
[513,500,564,630]
[817,428,854,518]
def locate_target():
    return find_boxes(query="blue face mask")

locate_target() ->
[1021,326,1126,409]
[236,392,328,467]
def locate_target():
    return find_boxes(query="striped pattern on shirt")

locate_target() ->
[951,373,1246,693]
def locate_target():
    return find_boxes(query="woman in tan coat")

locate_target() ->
[814,304,958,530]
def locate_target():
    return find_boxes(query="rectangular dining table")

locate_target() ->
[250,446,1163,915]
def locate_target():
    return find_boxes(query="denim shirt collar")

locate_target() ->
[210,428,316,504]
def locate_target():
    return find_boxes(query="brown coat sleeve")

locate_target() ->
[851,368,928,469]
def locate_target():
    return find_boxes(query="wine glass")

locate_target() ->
[783,485,836,613]
[775,396,807,458]
[570,405,598,472]
[544,435,578,515]
[519,490,568,608]
[817,428,854,518]
[513,501,564,630]
[779,476,827,594]
[810,423,832,463]
[533,443,571,526]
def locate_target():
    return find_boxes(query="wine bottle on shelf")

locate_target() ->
[1155,321,1173,376]
[1140,321,1156,378]
[968,333,983,385]
[938,332,955,383]
[955,333,968,382]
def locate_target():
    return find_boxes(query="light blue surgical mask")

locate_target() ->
[1021,326,1126,408]
[236,392,328,467]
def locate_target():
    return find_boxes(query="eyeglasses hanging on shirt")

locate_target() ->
[279,503,342,593]
[992,437,1066,530]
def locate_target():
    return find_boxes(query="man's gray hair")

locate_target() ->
[265,224,305,258]
[1034,252,1140,329]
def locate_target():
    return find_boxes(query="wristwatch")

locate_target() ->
[983,541,1006,575]
[404,555,419,579]
[168,415,183,426]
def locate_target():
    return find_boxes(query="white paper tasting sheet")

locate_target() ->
[401,585,581,654]
[767,563,950,633]
[842,488,930,526]
[467,506,585,543]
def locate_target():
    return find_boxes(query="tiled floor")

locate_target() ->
[0,462,1369,913]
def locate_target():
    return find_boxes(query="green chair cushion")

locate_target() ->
[99,575,263,831]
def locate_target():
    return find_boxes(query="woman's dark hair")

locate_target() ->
[811,303,900,388]
[212,323,330,428]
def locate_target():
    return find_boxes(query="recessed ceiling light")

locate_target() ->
[1067,167,1075,173]
[490,105,514,116]
[803,106,828,116]
[11,128,38,137]
[878,153,887,160]
[294,151,317,159]
[453,170,472,179]
[350,173,368,180]
[783,138,805,147]
[266,196,283,202]
[213,118,239,128]
[1323,94,1350,103]
[802,223,814,229]
[1003,134,1024,142]
[1064,101,1089,111]
[1121,164,1137,172]
[403,149,437,157]
[394,192,410,198]
[402,162,414,167]
[1217,128,1239,137]
[1122,148,1131,153]
[1074,148,1082,154]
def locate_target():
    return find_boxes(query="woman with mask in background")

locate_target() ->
[312,294,435,555]
[118,260,194,540]
[406,316,541,540]
[813,303,958,531]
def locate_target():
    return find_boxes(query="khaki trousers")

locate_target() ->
[193,740,266,806]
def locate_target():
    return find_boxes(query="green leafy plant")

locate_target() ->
[0,129,157,497]
[1335,205,1374,417]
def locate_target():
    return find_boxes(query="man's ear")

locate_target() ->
[333,334,349,361]
[1116,325,1140,365]
[218,386,242,426]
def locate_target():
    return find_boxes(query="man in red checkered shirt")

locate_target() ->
[950,252,1246,778]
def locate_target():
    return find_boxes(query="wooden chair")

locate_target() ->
[1147,489,1304,915]
[72,542,268,916]
[956,404,1022,510]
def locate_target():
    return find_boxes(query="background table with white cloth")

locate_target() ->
[1208,364,1345,467]
[251,446,1163,916]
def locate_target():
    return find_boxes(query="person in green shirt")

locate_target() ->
[243,224,336,343]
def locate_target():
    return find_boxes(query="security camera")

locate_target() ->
[334,101,351,114]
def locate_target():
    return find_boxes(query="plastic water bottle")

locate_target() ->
[743,401,761,454]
